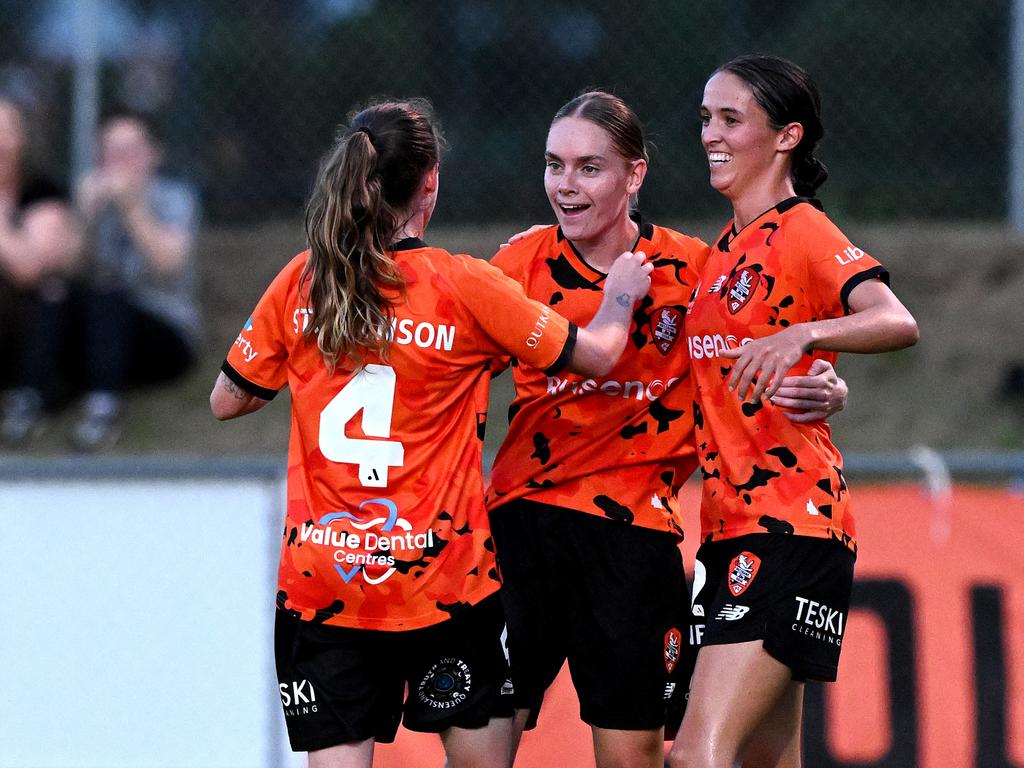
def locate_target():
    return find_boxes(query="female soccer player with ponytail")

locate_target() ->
[210,98,652,768]
[668,56,918,768]
[488,91,850,768]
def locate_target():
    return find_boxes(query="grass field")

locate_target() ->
[11,219,1024,458]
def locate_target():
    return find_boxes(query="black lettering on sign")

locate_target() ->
[803,579,919,767]
[971,584,1017,768]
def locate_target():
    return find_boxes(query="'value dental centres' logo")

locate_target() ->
[301,498,435,585]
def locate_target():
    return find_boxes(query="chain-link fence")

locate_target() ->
[0,0,1012,225]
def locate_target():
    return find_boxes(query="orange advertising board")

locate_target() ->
[803,483,1024,767]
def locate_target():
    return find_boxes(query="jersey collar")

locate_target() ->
[390,237,428,251]
[717,197,823,252]
[555,211,654,277]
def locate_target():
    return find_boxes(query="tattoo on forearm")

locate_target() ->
[223,378,248,401]
[615,292,631,308]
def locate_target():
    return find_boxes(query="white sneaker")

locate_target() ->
[0,388,45,448]
[70,392,122,452]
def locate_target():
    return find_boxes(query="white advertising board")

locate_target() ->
[0,478,299,768]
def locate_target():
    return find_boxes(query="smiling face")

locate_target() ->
[543,116,645,253]
[700,70,797,205]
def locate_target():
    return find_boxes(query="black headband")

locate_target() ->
[355,126,374,143]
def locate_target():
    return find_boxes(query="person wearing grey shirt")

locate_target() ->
[70,111,200,449]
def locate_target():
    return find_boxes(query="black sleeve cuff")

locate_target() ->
[840,266,890,314]
[221,360,279,400]
[544,323,578,376]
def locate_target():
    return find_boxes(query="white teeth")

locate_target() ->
[708,152,732,163]
[561,204,587,211]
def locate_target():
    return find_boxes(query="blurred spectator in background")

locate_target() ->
[70,110,200,450]
[0,96,82,447]
[0,107,200,451]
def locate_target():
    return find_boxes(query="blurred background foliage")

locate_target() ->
[0,0,1011,224]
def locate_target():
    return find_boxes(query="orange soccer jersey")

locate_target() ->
[686,198,889,553]
[486,220,709,535]
[223,239,574,631]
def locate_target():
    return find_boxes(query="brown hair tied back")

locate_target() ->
[301,98,444,370]
[717,55,829,197]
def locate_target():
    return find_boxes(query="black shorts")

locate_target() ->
[689,533,855,682]
[274,593,514,752]
[490,499,691,731]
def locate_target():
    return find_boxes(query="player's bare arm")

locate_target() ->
[570,250,652,377]
[722,279,918,402]
[210,371,269,420]
[499,223,548,248]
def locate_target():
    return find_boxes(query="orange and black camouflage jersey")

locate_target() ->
[686,198,889,553]
[223,239,575,631]
[486,220,709,536]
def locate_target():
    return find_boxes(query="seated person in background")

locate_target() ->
[0,96,82,447]
[70,110,200,450]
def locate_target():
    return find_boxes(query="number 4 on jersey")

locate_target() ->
[319,364,405,487]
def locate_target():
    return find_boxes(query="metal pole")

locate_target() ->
[71,0,100,191]
[1011,0,1024,232]
[264,476,287,768]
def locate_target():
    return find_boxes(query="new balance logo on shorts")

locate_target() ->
[715,604,750,621]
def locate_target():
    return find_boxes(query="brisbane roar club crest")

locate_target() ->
[651,306,683,355]
[725,267,760,314]
[727,552,761,596]
[664,627,683,673]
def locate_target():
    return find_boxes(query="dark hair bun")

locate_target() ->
[794,154,828,197]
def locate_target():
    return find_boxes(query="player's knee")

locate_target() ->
[442,724,514,768]
[666,737,718,768]
[665,746,690,768]
[595,735,664,768]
